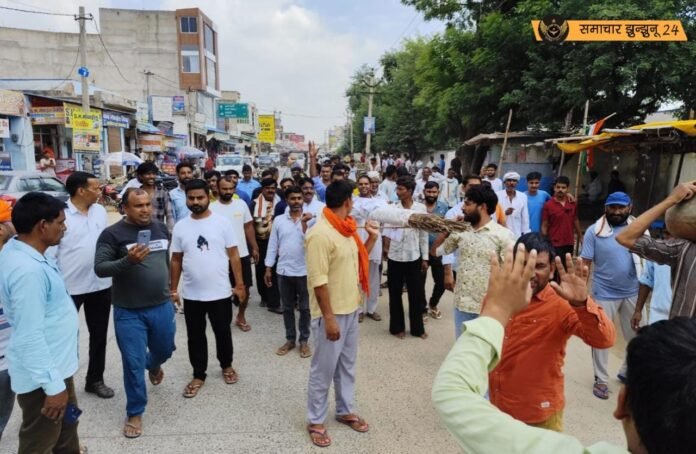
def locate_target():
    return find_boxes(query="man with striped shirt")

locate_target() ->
[617,181,696,318]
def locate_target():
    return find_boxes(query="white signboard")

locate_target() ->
[151,96,173,122]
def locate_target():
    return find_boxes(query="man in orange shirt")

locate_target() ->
[488,232,615,432]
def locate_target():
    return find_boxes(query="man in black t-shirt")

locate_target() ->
[95,188,176,439]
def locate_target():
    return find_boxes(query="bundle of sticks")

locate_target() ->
[367,207,471,234]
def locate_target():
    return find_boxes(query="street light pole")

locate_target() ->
[365,83,374,156]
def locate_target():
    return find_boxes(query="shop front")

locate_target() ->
[0,90,30,171]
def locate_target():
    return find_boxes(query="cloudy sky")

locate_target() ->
[0,0,444,141]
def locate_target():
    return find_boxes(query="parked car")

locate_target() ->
[215,154,255,176]
[257,154,273,169]
[156,171,178,190]
[0,171,69,204]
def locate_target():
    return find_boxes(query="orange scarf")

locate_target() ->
[322,207,370,294]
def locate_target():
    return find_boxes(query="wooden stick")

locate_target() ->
[574,100,590,200]
[497,108,514,172]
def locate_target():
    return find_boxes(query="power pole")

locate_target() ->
[362,69,380,157]
[143,70,154,100]
[77,6,90,112]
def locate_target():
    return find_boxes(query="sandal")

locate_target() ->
[123,420,143,439]
[222,368,238,384]
[148,368,164,386]
[183,380,204,398]
[307,424,331,448]
[366,312,382,321]
[276,341,296,356]
[358,313,365,323]
[299,342,312,358]
[235,319,252,332]
[429,308,442,319]
[335,414,369,433]
[593,382,609,400]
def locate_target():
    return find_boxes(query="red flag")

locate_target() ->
[585,116,607,170]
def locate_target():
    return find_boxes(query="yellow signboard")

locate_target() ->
[258,115,276,144]
[65,103,102,152]
[532,18,687,42]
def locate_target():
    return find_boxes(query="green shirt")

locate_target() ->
[432,317,628,453]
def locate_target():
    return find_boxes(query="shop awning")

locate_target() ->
[137,123,162,134]
[551,120,696,154]
[206,126,229,141]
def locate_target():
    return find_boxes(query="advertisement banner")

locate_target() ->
[258,115,276,144]
[103,111,130,128]
[363,116,375,134]
[172,96,185,114]
[30,106,65,125]
[217,102,249,119]
[136,102,149,124]
[0,90,25,117]
[0,119,9,139]
[68,104,102,152]
[77,152,102,178]
[55,158,75,182]
[151,96,173,122]
[139,134,163,152]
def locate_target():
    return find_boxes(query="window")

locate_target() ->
[182,50,200,73]
[180,16,197,33]
[206,57,216,88]
[39,177,67,192]
[204,24,215,54]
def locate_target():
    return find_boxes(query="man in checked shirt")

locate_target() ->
[128,162,175,232]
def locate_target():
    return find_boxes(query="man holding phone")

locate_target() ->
[95,188,176,439]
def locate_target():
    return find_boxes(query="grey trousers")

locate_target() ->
[307,310,359,424]
[592,295,640,384]
[361,262,381,315]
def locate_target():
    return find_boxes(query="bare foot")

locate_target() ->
[392,332,405,339]
[420,333,429,340]
[123,415,143,438]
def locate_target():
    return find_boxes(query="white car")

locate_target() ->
[215,154,255,175]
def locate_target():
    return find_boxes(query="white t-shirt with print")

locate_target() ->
[210,199,252,258]
[171,212,238,301]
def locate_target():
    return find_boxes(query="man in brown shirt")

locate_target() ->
[616,181,696,318]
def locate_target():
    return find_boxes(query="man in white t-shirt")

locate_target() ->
[170,179,247,399]
[210,175,259,332]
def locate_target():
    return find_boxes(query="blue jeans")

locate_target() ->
[454,309,478,339]
[0,369,14,440]
[114,302,176,417]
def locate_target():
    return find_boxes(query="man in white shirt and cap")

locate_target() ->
[495,171,530,239]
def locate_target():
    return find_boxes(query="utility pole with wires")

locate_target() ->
[143,70,154,100]
[361,69,380,157]
[76,6,92,112]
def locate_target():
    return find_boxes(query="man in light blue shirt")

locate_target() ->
[169,162,194,223]
[581,192,641,400]
[633,260,672,328]
[264,186,312,358]
[0,192,82,453]
[236,164,261,199]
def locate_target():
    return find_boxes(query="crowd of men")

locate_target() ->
[1,142,696,452]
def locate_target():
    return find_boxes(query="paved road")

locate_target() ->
[0,212,628,453]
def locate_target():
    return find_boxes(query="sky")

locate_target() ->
[0,0,445,142]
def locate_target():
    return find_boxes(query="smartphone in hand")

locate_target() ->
[63,402,82,425]
[137,229,151,246]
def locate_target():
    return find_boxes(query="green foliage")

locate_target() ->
[345,0,696,153]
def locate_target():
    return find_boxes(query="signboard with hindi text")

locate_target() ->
[66,104,102,152]
[258,115,276,144]
[30,106,64,125]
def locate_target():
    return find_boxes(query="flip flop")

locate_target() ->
[123,421,143,439]
[276,342,296,356]
[307,425,331,448]
[222,368,238,384]
[335,414,369,433]
[148,368,164,386]
[183,381,203,398]
[299,342,312,358]
[235,320,252,332]
[593,382,609,400]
